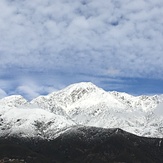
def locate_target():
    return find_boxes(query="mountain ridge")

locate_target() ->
[0,126,163,163]
[0,82,163,139]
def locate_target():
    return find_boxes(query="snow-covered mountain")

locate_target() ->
[0,82,163,139]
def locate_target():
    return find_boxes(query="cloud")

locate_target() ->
[15,78,58,100]
[106,68,120,76]
[0,88,7,99]
[0,0,163,97]
[16,85,39,100]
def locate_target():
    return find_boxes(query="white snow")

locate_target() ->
[0,82,163,139]
[0,107,75,139]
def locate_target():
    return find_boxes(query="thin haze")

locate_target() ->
[0,0,163,99]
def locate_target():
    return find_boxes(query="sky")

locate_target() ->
[0,0,163,100]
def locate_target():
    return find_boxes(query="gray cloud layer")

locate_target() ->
[0,0,163,98]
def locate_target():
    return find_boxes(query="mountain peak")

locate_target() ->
[57,82,103,102]
[43,82,104,107]
[61,82,101,93]
[0,95,26,100]
[0,95,27,109]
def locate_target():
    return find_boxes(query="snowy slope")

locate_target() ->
[110,91,162,112]
[0,107,75,139]
[0,82,163,138]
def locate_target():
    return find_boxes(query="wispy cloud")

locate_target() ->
[0,88,7,99]
[0,0,163,98]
